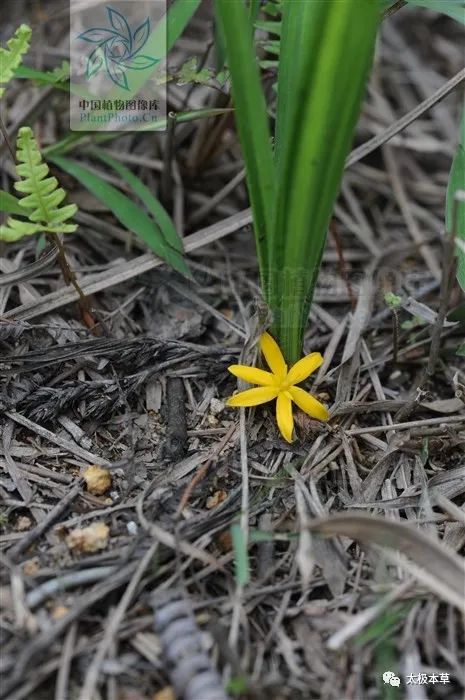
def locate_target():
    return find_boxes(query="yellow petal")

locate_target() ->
[289,386,330,421]
[276,392,294,442]
[227,386,278,407]
[228,365,276,386]
[260,332,287,380]
[286,352,324,385]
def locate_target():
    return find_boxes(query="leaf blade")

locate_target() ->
[91,148,186,257]
[215,0,276,289]
[50,155,190,276]
[446,111,465,291]
[270,0,379,362]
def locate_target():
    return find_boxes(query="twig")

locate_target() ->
[176,423,237,515]
[49,233,100,332]
[0,114,16,162]
[394,228,457,421]
[391,306,400,365]
[426,233,457,376]
[346,68,465,169]
[229,408,249,651]
[78,543,158,700]
[382,0,407,19]
[329,220,356,310]
[347,415,464,436]
[54,622,77,700]
[9,480,83,561]
[161,111,177,205]
[0,244,59,287]
[4,208,254,321]
[163,377,188,462]
[5,564,136,696]
[27,566,116,608]
[5,412,110,465]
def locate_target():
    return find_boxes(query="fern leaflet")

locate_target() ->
[0,127,77,242]
[0,24,32,97]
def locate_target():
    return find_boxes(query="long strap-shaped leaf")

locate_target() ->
[446,111,465,291]
[50,155,190,277]
[91,149,185,256]
[215,0,276,290]
[270,0,379,362]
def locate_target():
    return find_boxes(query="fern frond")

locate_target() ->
[255,2,282,84]
[0,24,32,98]
[0,127,77,242]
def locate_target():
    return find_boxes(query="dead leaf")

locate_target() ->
[422,398,464,414]
[309,512,465,611]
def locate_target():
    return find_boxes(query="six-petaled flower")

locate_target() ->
[226,332,330,443]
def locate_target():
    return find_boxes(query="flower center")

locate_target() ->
[277,379,292,393]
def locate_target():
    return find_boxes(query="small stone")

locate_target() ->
[206,490,227,509]
[83,465,112,495]
[23,559,39,576]
[153,687,176,700]
[66,522,109,553]
[50,605,69,620]
[16,516,32,531]
[216,531,233,553]
[210,398,225,415]
[127,521,138,536]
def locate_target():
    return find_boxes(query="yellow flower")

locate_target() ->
[226,332,330,443]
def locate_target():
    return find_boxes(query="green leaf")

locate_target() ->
[0,190,25,215]
[91,148,189,265]
[0,127,77,242]
[214,8,227,72]
[457,342,465,356]
[248,0,262,22]
[255,20,282,35]
[215,0,276,291]
[270,0,379,362]
[14,61,70,89]
[384,292,403,309]
[177,57,214,86]
[406,0,465,24]
[167,0,202,48]
[260,40,280,55]
[231,523,250,586]
[263,1,283,17]
[0,24,31,97]
[0,218,44,242]
[50,155,190,276]
[446,112,465,292]
[44,107,234,157]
